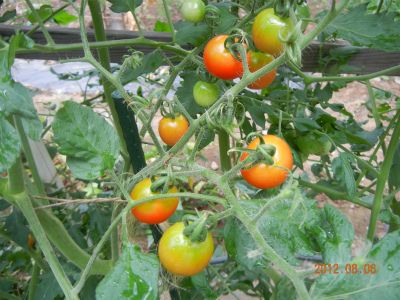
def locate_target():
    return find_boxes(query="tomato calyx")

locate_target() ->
[224,29,248,62]
[182,214,209,243]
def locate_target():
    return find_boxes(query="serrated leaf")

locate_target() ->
[107,0,143,13]
[180,272,218,300]
[52,101,120,180]
[0,118,20,172]
[225,198,321,268]
[294,117,322,132]
[196,129,215,151]
[34,272,63,300]
[153,20,172,33]
[315,205,354,264]
[175,21,211,46]
[176,71,204,117]
[311,230,400,299]
[3,207,30,251]
[325,4,400,51]
[0,81,37,119]
[0,9,16,23]
[332,152,357,198]
[213,5,238,34]
[96,244,159,300]
[120,50,164,84]
[53,10,77,25]
[27,4,53,23]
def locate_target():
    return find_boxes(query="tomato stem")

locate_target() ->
[218,130,232,171]
[367,111,400,241]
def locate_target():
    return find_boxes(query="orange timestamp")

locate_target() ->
[314,263,377,275]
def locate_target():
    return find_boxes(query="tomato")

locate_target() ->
[158,114,189,146]
[240,135,293,189]
[247,51,277,90]
[193,81,220,107]
[204,35,246,80]
[130,178,179,224]
[180,0,206,23]
[252,8,293,57]
[158,222,214,276]
[296,133,332,156]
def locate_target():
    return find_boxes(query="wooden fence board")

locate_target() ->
[1,24,399,75]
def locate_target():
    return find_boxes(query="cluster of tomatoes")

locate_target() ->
[129,1,295,277]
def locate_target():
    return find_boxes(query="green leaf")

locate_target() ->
[0,81,37,119]
[196,129,215,151]
[389,142,400,189]
[315,204,354,264]
[175,21,211,46]
[0,9,16,23]
[52,101,120,180]
[107,0,143,13]
[180,272,218,300]
[153,20,172,33]
[0,118,20,173]
[325,4,400,51]
[225,198,321,268]
[176,71,204,117]
[311,230,400,299]
[3,207,30,251]
[53,10,77,25]
[332,152,357,198]
[120,50,164,84]
[294,118,322,132]
[213,5,238,34]
[34,271,63,300]
[27,5,53,23]
[96,244,159,300]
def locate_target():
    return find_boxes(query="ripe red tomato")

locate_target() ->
[252,8,293,57]
[180,0,206,23]
[203,35,245,80]
[130,178,179,224]
[193,81,220,107]
[247,51,277,90]
[158,222,214,276]
[158,114,189,146]
[240,135,293,189]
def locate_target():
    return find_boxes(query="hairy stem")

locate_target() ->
[218,131,232,171]
[367,111,400,241]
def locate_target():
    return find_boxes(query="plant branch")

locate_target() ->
[367,111,400,241]
[24,0,55,45]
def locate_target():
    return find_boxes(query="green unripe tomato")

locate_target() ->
[193,81,220,107]
[180,0,206,23]
[296,133,332,156]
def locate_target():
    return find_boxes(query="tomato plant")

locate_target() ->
[252,8,293,57]
[1,0,400,299]
[158,114,189,146]
[193,80,220,107]
[130,178,179,224]
[240,135,293,189]
[203,35,245,80]
[180,0,206,23]
[158,222,214,276]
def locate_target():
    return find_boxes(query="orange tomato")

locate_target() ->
[203,35,246,80]
[158,114,189,146]
[240,135,293,189]
[130,178,179,224]
[158,222,214,276]
[247,51,277,90]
